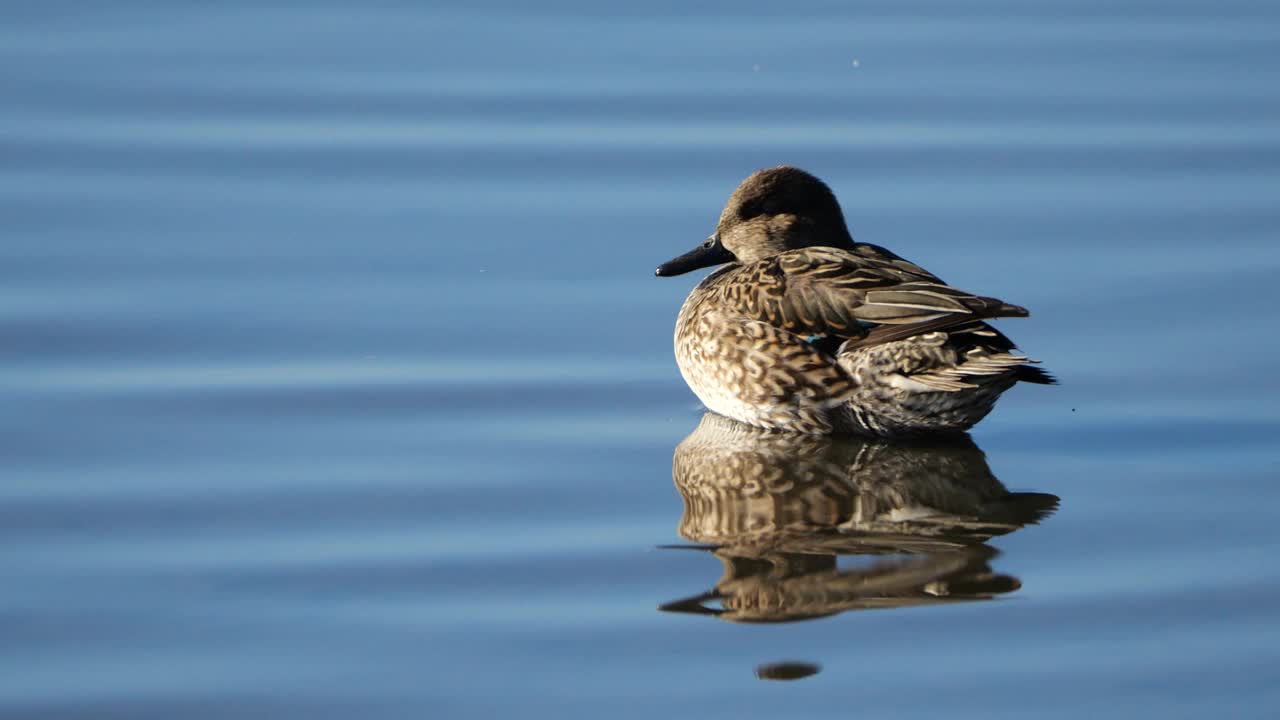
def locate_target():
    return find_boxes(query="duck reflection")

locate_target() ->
[660,413,1058,623]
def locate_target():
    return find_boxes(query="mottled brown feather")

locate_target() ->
[706,246,1029,340]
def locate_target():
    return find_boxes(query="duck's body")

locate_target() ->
[658,167,1052,437]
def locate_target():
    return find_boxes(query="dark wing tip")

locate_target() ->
[1015,366,1057,385]
[959,295,1029,319]
[994,301,1030,318]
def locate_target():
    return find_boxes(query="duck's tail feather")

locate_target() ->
[1015,365,1057,385]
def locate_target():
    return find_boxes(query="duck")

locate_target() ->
[655,166,1053,436]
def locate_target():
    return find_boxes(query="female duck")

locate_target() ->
[656,166,1052,437]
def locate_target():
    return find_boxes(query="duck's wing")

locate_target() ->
[840,317,1057,390]
[843,315,1012,351]
[839,310,1057,386]
[718,246,1029,340]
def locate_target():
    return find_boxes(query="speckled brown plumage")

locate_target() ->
[658,166,1053,437]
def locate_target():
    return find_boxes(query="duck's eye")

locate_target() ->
[702,238,715,249]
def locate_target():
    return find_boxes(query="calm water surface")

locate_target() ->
[3,1,1280,718]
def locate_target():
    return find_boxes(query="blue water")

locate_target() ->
[3,1,1280,717]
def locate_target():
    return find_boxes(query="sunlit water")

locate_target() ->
[3,2,1279,718]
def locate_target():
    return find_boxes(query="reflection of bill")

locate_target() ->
[660,413,1058,624]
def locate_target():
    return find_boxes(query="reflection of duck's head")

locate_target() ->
[661,413,1058,623]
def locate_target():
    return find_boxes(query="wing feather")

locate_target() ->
[716,246,1029,339]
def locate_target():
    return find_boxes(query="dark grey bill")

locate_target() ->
[655,235,735,277]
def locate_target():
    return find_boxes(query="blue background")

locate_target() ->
[3,2,1278,717]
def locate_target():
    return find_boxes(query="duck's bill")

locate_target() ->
[655,236,735,277]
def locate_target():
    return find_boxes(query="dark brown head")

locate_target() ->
[656,166,855,276]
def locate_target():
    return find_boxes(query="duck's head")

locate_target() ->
[655,166,855,277]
